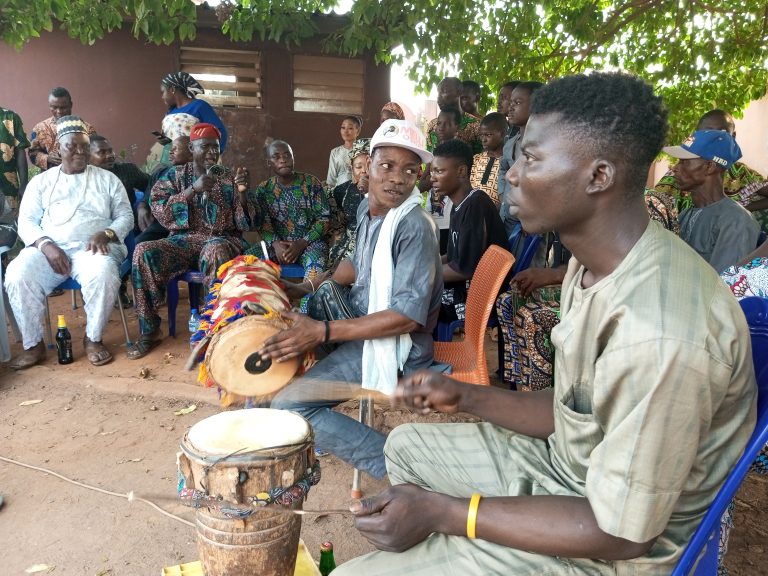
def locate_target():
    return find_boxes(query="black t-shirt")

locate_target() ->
[445,188,508,305]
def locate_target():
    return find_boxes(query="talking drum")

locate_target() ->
[191,255,305,398]
[178,409,317,576]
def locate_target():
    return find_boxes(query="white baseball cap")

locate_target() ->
[370,119,433,164]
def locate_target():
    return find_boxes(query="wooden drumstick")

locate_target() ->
[127,491,354,516]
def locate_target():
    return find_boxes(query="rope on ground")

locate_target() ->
[0,454,195,528]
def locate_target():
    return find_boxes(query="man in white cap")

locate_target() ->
[5,115,133,369]
[665,129,760,271]
[259,119,443,479]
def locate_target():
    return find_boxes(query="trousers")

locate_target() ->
[6,246,121,349]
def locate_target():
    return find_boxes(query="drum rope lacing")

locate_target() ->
[177,460,321,519]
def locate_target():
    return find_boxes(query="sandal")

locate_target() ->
[84,337,113,366]
[9,342,46,370]
[126,338,162,360]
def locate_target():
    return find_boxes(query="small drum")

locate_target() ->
[204,315,299,397]
[193,255,308,399]
[178,409,315,576]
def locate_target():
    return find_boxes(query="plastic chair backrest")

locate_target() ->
[463,245,515,360]
[672,296,768,575]
[511,234,543,275]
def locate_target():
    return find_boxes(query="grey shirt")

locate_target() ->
[349,198,443,370]
[679,197,760,272]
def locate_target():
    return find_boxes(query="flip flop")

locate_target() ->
[126,338,162,360]
[84,339,113,366]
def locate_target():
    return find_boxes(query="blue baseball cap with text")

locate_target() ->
[663,129,742,169]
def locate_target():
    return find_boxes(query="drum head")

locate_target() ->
[206,315,299,397]
[184,409,311,462]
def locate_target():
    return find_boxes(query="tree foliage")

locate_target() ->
[2,0,767,140]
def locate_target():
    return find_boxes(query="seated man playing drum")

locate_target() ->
[129,123,251,359]
[259,119,442,479]
[335,73,757,575]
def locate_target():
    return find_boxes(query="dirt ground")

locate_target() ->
[0,292,765,575]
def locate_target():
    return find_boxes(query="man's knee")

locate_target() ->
[383,424,417,463]
[6,249,44,289]
[82,255,120,288]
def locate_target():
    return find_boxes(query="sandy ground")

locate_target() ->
[0,291,765,575]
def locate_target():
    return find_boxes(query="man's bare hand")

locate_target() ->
[352,485,449,552]
[46,151,62,167]
[283,239,308,263]
[85,231,110,255]
[234,166,249,193]
[394,370,468,415]
[137,202,154,231]
[258,311,325,362]
[510,267,565,298]
[41,243,71,276]
[192,174,215,194]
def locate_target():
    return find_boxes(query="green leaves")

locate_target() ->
[1,0,766,140]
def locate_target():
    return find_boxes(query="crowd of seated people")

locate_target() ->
[2,69,766,574]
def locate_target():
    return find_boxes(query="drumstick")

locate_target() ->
[127,491,354,516]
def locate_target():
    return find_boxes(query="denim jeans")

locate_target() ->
[271,340,388,478]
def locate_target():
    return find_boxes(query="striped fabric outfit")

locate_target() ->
[132,162,249,335]
[337,222,756,575]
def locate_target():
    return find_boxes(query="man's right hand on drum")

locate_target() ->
[259,311,325,362]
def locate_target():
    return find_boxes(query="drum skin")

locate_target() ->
[204,316,300,397]
[179,409,315,576]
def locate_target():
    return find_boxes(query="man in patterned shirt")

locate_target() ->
[425,77,481,153]
[29,87,95,170]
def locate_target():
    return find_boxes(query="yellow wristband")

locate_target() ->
[467,493,481,539]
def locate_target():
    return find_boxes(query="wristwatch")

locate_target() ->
[104,228,117,241]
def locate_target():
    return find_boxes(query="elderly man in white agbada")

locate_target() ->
[5,115,133,369]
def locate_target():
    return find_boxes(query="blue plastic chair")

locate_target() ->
[280,263,305,280]
[672,296,768,575]
[167,270,205,338]
[511,234,543,275]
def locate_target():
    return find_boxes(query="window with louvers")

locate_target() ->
[292,55,364,115]
[180,46,262,108]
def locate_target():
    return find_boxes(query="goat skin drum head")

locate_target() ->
[187,409,310,455]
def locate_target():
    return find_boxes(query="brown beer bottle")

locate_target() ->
[319,541,336,575]
[56,315,73,364]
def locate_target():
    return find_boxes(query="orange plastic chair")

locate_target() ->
[434,245,515,385]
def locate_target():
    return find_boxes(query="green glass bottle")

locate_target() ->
[319,541,336,575]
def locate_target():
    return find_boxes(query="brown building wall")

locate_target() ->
[0,23,390,185]
[0,28,174,166]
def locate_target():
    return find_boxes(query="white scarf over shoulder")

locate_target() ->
[361,188,423,395]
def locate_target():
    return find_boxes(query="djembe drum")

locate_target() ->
[178,409,317,576]
[190,255,309,400]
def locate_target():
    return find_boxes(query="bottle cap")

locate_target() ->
[191,308,198,314]
[57,315,67,328]
[320,541,333,552]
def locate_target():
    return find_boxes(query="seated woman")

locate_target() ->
[380,101,405,124]
[128,123,250,359]
[326,116,362,188]
[251,140,330,307]
[160,72,228,152]
[327,139,369,268]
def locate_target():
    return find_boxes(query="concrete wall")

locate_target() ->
[0,28,173,167]
[0,24,390,184]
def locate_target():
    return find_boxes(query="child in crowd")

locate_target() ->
[469,112,507,209]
